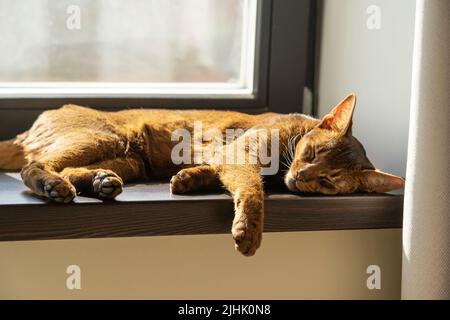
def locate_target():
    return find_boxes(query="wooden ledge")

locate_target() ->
[0,172,403,241]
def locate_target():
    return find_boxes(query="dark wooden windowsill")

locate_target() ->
[0,172,403,241]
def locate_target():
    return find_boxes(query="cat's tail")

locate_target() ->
[0,136,27,171]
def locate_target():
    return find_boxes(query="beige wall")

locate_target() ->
[0,229,401,299]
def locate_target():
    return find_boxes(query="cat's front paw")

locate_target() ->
[170,170,194,194]
[232,194,264,256]
[232,215,263,257]
[170,166,219,194]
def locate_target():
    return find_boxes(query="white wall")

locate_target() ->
[318,0,416,179]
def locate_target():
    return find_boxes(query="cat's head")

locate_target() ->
[284,94,405,195]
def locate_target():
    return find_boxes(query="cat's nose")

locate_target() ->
[296,169,309,182]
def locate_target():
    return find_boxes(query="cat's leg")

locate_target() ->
[215,164,264,257]
[21,161,76,203]
[171,164,264,256]
[60,155,146,199]
[169,165,220,194]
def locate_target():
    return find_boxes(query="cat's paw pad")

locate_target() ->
[170,170,194,194]
[93,171,123,199]
[232,217,262,257]
[44,178,76,203]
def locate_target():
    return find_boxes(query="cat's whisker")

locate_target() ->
[281,160,292,170]
[287,133,300,163]
[287,136,295,157]
[281,142,293,165]
[282,150,292,167]
[280,161,291,169]
[281,142,289,155]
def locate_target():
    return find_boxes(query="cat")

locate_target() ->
[0,93,404,256]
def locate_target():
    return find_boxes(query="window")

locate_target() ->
[0,0,258,98]
[0,0,317,139]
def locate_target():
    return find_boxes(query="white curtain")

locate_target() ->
[402,0,450,299]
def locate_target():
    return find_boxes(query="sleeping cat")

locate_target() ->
[0,94,404,256]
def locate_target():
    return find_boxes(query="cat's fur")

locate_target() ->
[0,94,404,256]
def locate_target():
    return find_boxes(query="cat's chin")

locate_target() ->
[284,172,299,193]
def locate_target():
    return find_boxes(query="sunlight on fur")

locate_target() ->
[0,94,405,256]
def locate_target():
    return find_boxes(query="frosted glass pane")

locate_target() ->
[0,0,256,88]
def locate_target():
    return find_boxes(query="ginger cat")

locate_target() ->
[0,94,404,256]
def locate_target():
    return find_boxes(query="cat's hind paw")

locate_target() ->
[44,178,76,204]
[93,171,123,199]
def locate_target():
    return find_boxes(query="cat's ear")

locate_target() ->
[319,93,356,136]
[359,170,405,193]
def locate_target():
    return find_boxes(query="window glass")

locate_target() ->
[0,0,257,97]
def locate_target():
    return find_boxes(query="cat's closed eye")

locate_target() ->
[319,178,335,189]
[303,146,316,162]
